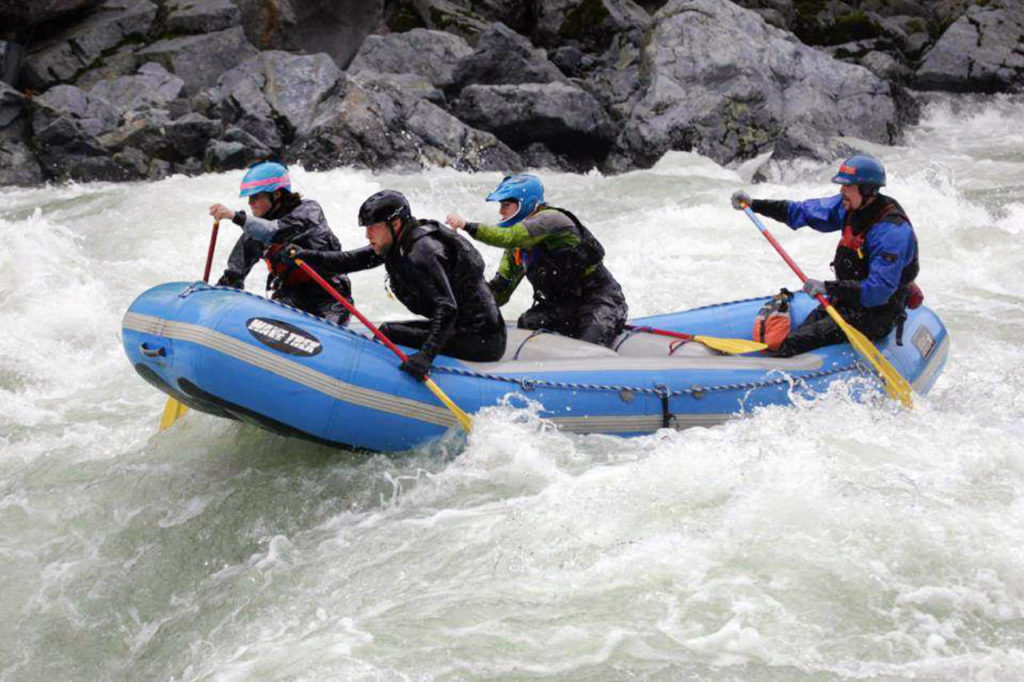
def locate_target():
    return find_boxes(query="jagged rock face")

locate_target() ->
[447,22,570,95]
[1,0,1014,186]
[163,0,242,35]
[289,74,522,172]
[0,0,105,31]
[455,81,615,170]
[20,0,158,91]
[135,27,259,96]
[916,0,1024,93]
[348,28,473,91]
[209,50,344,153]
[532,0,652,54]
[0,83,43,185]
[606,0,906,171]
[87,62,186,112]
[234,0,388,68]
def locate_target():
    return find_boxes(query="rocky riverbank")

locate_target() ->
[0,0,1021,187]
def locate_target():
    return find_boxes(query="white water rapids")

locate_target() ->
[1,94,1023,680]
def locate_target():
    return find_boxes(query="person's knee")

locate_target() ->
[576,317,620,347]
[518,307,553,331]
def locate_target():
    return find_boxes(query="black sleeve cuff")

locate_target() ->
[465,222,479,237]
[750,200,789,224]
[232,210,246,227]
[829,280,860,307]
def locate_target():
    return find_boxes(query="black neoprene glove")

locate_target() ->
[272,243,307,265]
[216,271,244,288]
[399,352,433,382]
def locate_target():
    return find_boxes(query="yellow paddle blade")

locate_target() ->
[425,377,473,432]
[693,335,768,354]
[159,397,188,431]
[824,306,914,408]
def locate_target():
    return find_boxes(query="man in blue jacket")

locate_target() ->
[732,153,920,357]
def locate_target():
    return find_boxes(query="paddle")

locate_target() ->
[624,325,766,354]
[158,219,220,431]
[293,258,474,433]
[740,205,913,408]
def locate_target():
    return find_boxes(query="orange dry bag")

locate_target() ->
[753,289,793,351]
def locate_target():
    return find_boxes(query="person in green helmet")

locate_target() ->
[445,174,628,348]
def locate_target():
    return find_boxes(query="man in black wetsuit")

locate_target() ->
[276,190,506,381]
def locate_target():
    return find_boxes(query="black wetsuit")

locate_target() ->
[297,219,506,362]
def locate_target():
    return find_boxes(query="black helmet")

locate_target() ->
[358,190,411,226]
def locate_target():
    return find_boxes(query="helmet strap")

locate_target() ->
[387,216,403,245]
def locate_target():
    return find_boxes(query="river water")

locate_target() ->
[1,93,1023,680]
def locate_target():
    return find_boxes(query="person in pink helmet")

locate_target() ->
[209,161,352,325]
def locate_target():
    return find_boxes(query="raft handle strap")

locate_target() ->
[655,384,675,429]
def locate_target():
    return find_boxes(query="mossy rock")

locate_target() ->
[387,3,426,32]
[795,7,884,46]
[560,0,611,41]
[793,0,829,24]
[427,5,483,39]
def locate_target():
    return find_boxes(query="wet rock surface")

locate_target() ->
[0,0,1018,186]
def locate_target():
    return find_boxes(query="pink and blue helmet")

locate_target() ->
[239,161,291,197]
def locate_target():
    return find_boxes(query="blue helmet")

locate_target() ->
[831,153,886,188]
[486,174,544,227]
[240,161,290,197]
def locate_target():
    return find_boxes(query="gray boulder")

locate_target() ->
[455,81,615,170]
[71,43,142,89]
[88,62,185,111]
[453,0,532,34]
[916,1,1024,92]
[37,83,120,137]
[447,22,569,95]
[532,0,652,54]
[0,135,45,186]
[729,0,795,30]
[95,107,219,172]
[235,0,387,68]
[0,0,105,31]
[398,0,519,43]
[0,81,24,129]
[289,73,522,172]
[135,26,258,96]
[858,50,913,83]
[348,28,473,91]
[20,0,157,91]
[205,125,272,171]
[359,72,446,104]
[607,0,909,171]
[0,83,43,185]
[1,40,24,86]
[162,0,241,35]
[165,112,223,159]
[97,108,174,157]
[573,29,647,120]
[30,99,136,181]
[929,0,971,29]
[209,50,343,151]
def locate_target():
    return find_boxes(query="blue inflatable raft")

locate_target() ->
[122,282,949,451]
